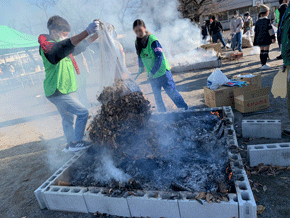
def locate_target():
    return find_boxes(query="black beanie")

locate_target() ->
[47,15,71,32]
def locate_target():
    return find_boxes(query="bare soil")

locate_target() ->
[1,37,290,218]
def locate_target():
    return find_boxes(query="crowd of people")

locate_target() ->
[200,1,290,70]
[200,10,252,53]
[0,63,15,79]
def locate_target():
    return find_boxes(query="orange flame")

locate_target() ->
[229,172,233,180]
[211,111,220,118]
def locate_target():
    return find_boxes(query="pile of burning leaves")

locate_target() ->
[70,113,233,202]
[88,79,151,148]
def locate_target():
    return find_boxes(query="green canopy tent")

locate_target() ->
[0,26,42,80]
[0,25,38,52]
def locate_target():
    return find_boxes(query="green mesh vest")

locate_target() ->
[40,46,77,97]
[282,8,290,66]
[138,34,171,78]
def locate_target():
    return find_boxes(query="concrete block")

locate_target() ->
[44,186,88,213]
[223,106,234,120]
[230,154,257,218]
[178,194,238,218]
[34,151,86,209]
[35,108,257,218]
[248,143,290,167]
[127,193,180,218]
[242,120,281,139]
[171,59,222,73]
[83,188,131,217]
[34,185,49,209]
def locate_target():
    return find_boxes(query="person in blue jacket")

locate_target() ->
[133,19,188,112]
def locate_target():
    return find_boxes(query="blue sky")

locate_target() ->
[0,0,49,35]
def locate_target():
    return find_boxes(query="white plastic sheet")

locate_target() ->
[207,68,230,90]
[97,23,140,94]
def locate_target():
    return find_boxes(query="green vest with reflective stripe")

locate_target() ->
[40,46,77,97]
[138,34,171,79]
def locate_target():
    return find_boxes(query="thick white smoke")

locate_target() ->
[53,0,216,65]
[94,153,131,183]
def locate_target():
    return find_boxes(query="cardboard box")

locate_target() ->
[233,73,261,88]
[234,87,270,113]
[204,84,254,108]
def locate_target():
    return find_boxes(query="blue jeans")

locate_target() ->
[150,71,188,112]
[47,92,89,144]
[212,31,226,47]
[231,32,242,52]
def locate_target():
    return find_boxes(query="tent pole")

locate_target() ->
[17,52,27,88]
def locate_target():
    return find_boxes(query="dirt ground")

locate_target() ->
[1,37,290,218]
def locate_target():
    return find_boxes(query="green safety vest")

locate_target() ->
[137,34,171,79]
[40,44,77,97]
[275,9,280,25]
[282,8,290,65]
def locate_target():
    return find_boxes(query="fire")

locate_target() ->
[229,172,233,180]
[211,111,220,118]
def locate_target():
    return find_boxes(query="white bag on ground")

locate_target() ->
[207,68,230,90]
[271,67,288,98]
[242,31,253,48]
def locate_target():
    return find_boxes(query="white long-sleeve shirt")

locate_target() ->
[230,17,244,34]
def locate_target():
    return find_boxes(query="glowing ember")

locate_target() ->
[211,111,220,118]
[229,172,233,180]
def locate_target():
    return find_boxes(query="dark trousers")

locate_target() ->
[212,31,226,47]
[150,71,188,112]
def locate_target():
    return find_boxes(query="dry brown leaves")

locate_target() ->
[194,192,229,204]
[244,163,290,177]
[257,205,266,215]
[89,80,151,149]
[97,79,133,105]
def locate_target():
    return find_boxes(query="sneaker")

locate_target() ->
[261,64,271,70]
[67,141,91,152]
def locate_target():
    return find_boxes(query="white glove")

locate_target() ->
[86,20,100,35]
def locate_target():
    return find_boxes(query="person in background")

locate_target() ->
[281,2,290,123]
[243,12,253,34]
[253,5,276,70]
[8,63,15,77]
[209,16,227,48]
[133,19,188,112]
[277,0,289,60]
[0,65,3,78]
[201,20,209,43]
[230,11,244,52]
[38,15,100,152]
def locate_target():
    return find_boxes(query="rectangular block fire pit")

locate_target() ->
[171,58,222,73]
[35,106,256,218]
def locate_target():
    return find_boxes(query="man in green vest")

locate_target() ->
[38,16,100,152]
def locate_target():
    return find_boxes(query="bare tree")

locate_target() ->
[27,0,56,19]
[178,0,229,22]
[178,0,210,22]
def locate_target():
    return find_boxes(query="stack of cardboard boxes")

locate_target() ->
[204,73,270,113]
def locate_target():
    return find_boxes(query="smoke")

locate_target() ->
[0,0,218,174]
[52,0,216,64]
[94,151,131,183]
[68,112,229,192]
